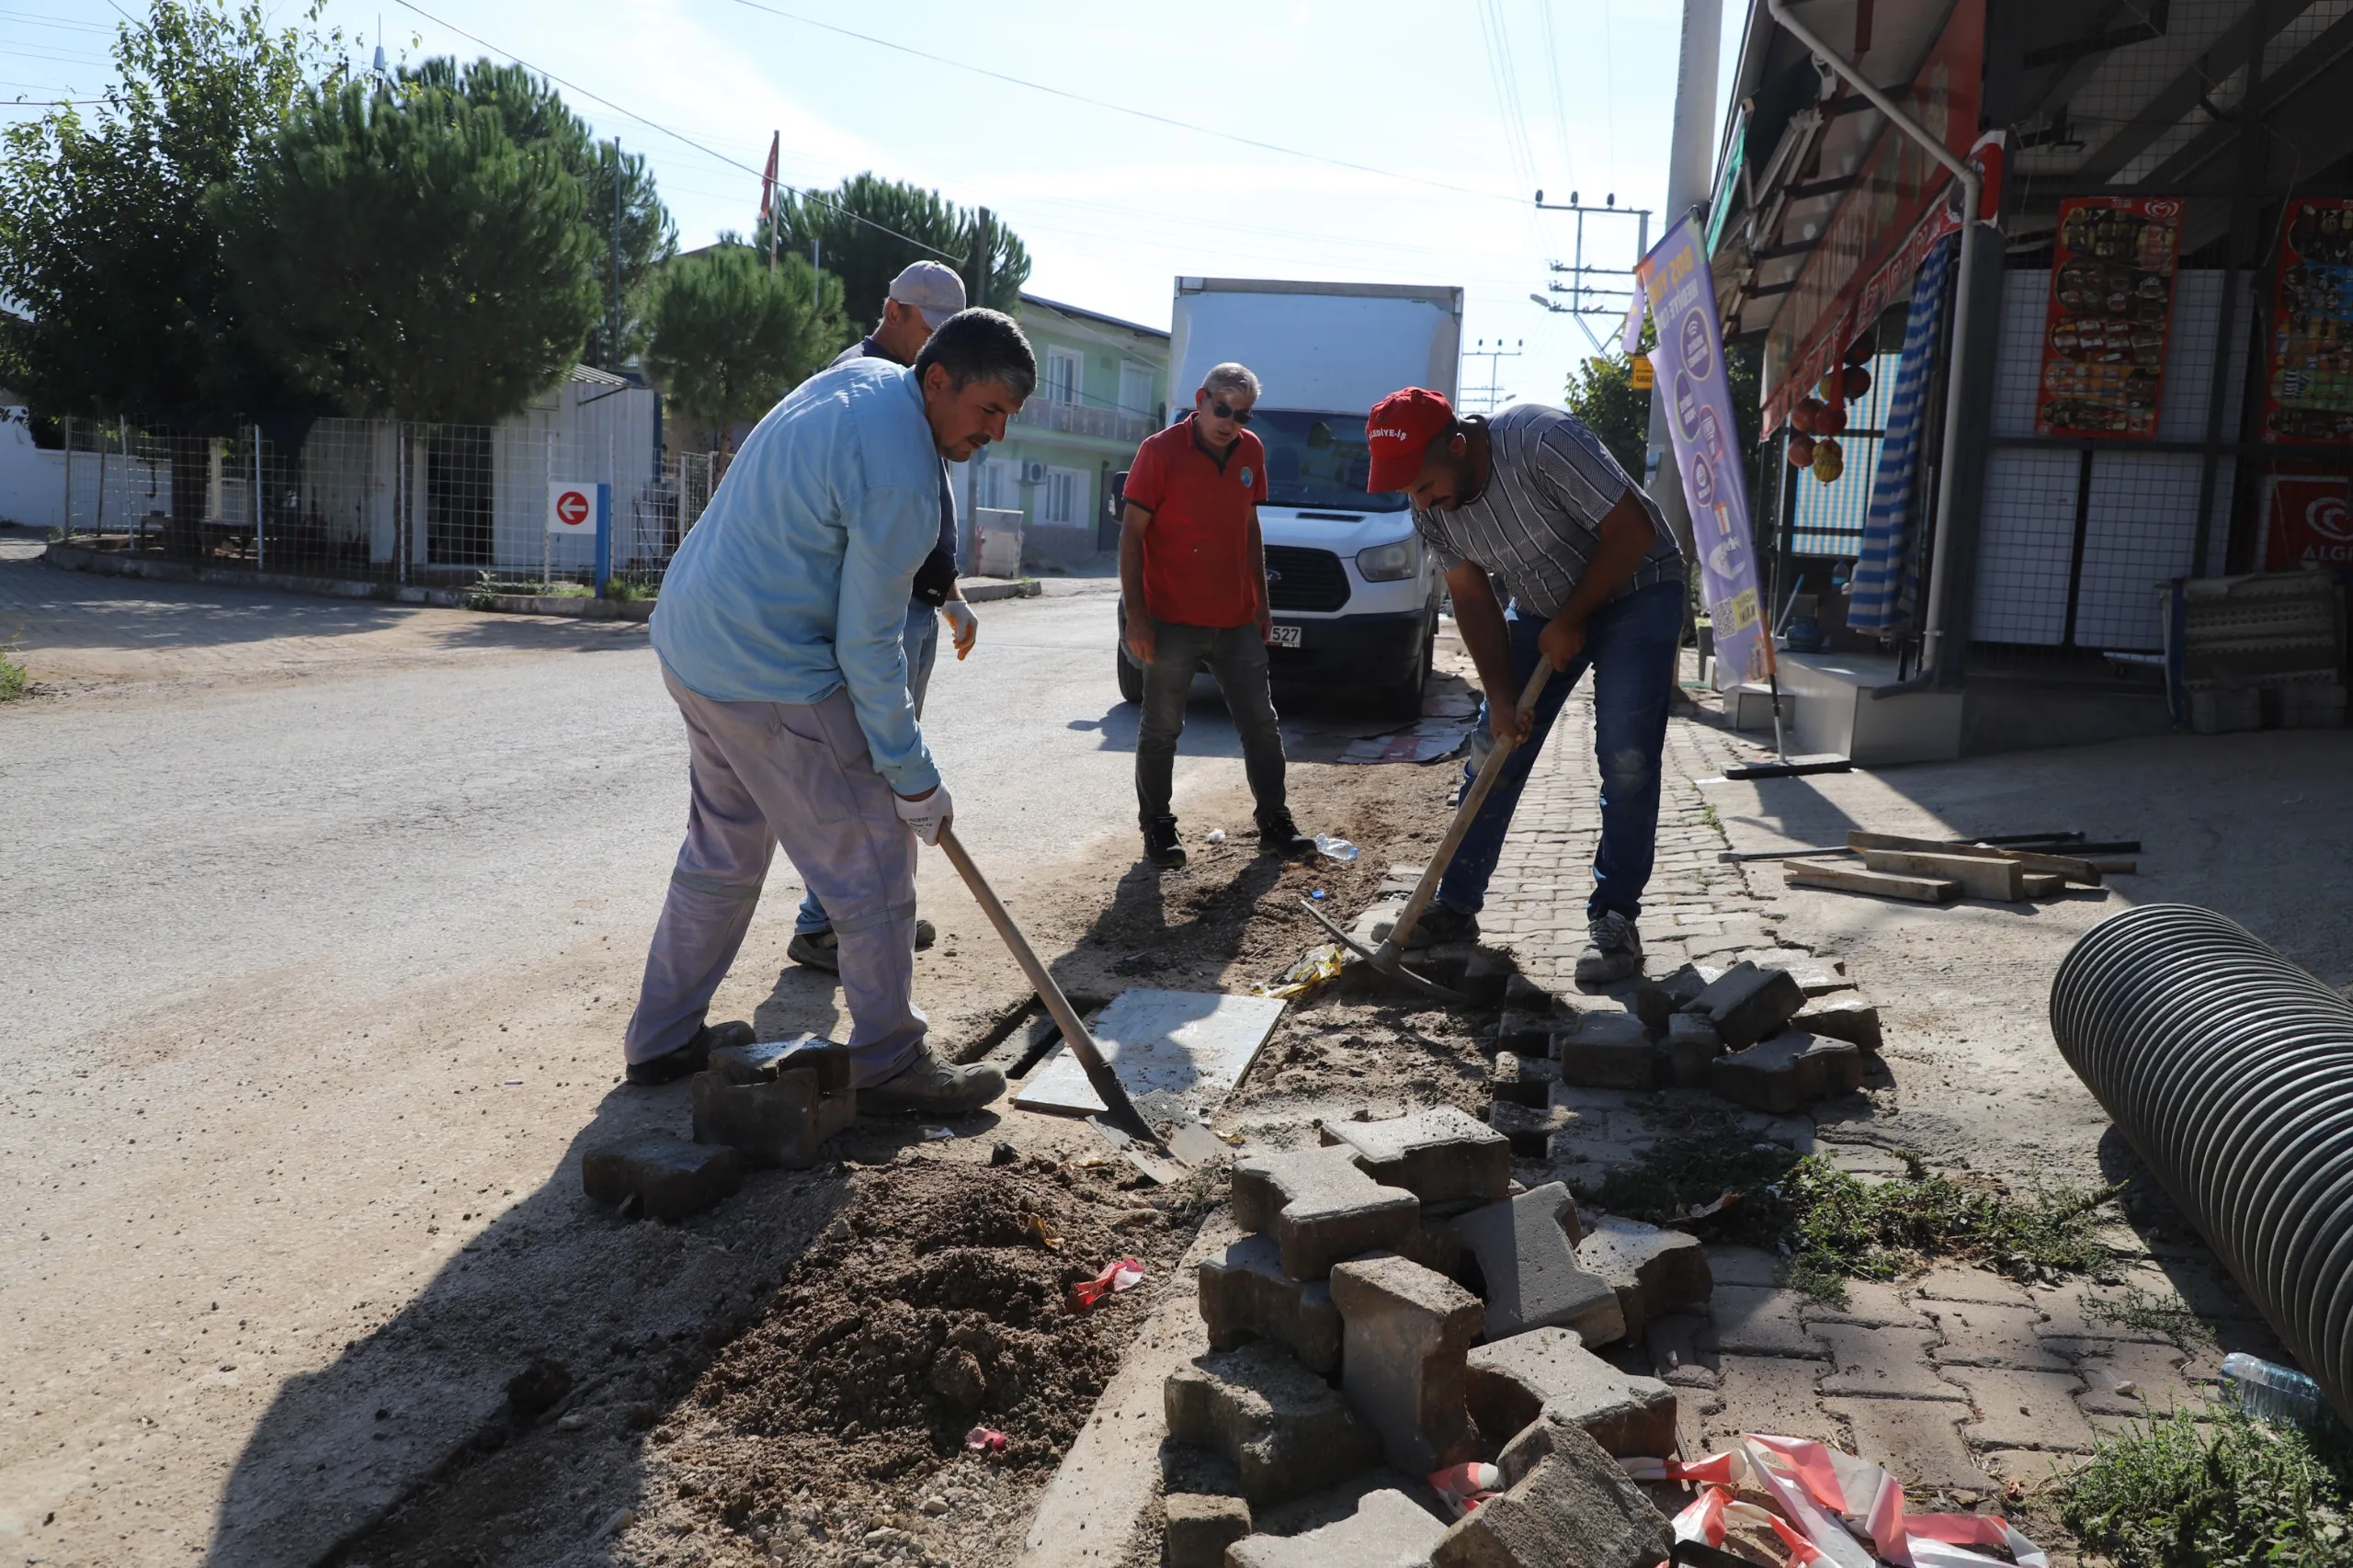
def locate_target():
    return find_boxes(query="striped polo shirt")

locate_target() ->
[1410,403,1684,618]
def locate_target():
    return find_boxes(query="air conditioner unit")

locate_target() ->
[1022,461,1049,484]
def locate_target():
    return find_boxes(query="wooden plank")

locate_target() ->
[2087,858,2139,874]
[1980,846,2103,886]
[1859,849,2027,901]
[1013,989,1287,1119]
[2019,872,2066,899]
[1785,864,1962,903]
[1845,829,2101,886]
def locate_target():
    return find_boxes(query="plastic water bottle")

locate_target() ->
[1314,835,1359,862]
[2219,1353,2334,1433]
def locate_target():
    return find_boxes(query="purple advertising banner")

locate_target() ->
[1631,214,1769,689]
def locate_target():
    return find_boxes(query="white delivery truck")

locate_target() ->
[1117,277,1464,716]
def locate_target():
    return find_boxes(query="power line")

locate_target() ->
[722,0,1524,207]
[389,0,968,265]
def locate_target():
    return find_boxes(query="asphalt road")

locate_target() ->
[0,564,1290,1565]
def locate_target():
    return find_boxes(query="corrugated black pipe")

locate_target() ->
[2050,903,2353,1426]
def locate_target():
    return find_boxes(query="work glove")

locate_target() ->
[894,784,954,846]
[941,599,978,660]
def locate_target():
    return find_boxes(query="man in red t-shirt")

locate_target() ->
[1120,362,1315,869]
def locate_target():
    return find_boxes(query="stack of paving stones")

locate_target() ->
[1165,1108,1706,1567]
[580,1037,857,1219]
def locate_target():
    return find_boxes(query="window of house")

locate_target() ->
[973,456,1017,511]
[1119,362,1155,417]
[1044,348,1083,405]
[1040,465,1088,527]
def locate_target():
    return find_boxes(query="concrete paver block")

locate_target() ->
[1165,1494,1252,1568]
[1462,950,1516,1007]
[1233,1146,1421,1281]
[1684,961,1805,1050]
[1982,1448,2086,1492]
[1789,994,1882,1052]
[1634,963,1718,1033]
[1643,1310,1717,1390]
[1699,1285,1822,1358]
[1575,1213,1711,1343]
[1709,1031,1862,1114]
[1733,949,1852,996]
[2072,1341,2202,1416]
[689,1067,856,1169]
[1226,1487,1447,1568]
[1949,1368,2097,1453]
[1812,1324,1966,1401]
[1553,1011,1655,1091]
[579,1131,743,1220]
[707,1034,852,1091]
[1925,1302,2071,1370]
[1485,1100,1567,1159]
[1445,1184,1625,1344]
[2028,1281,2184,1344]
[1164,1341,1384,1506]
[1464,1326,1677,1456]
[1323,1106,1511,1208]
[1703,1355,1841,1449]
[1914,1266,2030,1305]
[1199,1234,1342,1374]
[1702,1245,1780,1288]
[1823,1396,1986,1495]
[1664,1012,1722,1087]
[1487,1050,1560,1108]
[1432,1410,1672,1568]
[1329,1254,1484,1476]
[1799,1278,1927,1328]
[1494,1008,1553,1057]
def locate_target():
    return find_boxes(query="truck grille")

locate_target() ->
[1265,546,1350,613]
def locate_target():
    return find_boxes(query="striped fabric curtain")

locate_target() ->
[1847,234,1958,632]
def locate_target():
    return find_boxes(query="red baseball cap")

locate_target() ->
[1364,388,1457,493]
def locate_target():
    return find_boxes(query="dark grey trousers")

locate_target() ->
[1134,619,1289,827]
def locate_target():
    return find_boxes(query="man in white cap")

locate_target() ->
[788,259,977,973]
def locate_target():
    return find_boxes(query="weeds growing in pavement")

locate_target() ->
[603,577,656,602]
[1571,1112,2122,1303]
[2059,1403,2353,1568]
[2081,1284,2214,1346]
[0,637,28,702]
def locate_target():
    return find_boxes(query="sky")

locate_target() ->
[3,0,1747,410]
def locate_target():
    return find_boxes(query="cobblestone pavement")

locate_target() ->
[1469,686,2279,1509]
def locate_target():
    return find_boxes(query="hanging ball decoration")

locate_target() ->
[1818,368,1847,403]
[1846,337,1875,366]
[1843,364,1873,399]
[1812,437,1845,483]
[1791,397,1824,435]
[1787,433,1818,467]
[1815,403,1849,437]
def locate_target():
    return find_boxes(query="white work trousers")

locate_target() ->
[622,665,926,1085]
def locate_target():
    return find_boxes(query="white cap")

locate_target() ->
[887,260,968,329]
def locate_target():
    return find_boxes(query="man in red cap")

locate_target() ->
[1364,387,1686,983]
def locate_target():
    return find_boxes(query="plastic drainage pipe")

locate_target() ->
[2049,904,2353,1426]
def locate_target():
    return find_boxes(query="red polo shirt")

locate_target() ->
[1123,415,1267,629]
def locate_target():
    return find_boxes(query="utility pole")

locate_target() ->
[969,207,993,312]
[609,137,623,371]
[1531,190,1652,350]
[1460,338,1523,415]
[1643,0,1722,570]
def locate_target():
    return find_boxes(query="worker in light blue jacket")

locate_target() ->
[620,309,1036,1114]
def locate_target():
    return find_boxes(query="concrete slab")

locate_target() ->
[1463,1326,1677,1456]
[1198,1234,1342,1374]
[1232,1146,1421,1282]
[1322,1107,1511,1208]
[1017,990,1286,1120]
[578,1132,742,1221]
[1165,1341,1384,1506]
[1226,1487,1448,1568]
[1444,1184,1624,1345]
[1329,1255,1484,1476]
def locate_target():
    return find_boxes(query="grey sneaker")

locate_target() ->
[862,1047,1006,1116]
[1575,911,1644,983]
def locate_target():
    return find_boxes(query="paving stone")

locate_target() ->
[1322,1107,1512,1209]
[1950,1368,2097,1452]
[1798,1278,1927,1328]
[1502,972,1553,1009]
[1684,961,1806,1049]
[1493,1008,1553,1057]
[1574,1213,1711,1344]
[1329,1254,1484,1476]
[1701,1355,1840,1448]
[1699,1286,1823,1358]
[1432,1411,1672,1568]
[1487,1051,1560,1109]
[579,1131,743,1221]
[707,1034,853,1091]
[1226,1487,1448,1568]
[1709,1031,1862,1114]
[1164,1341,1384,1506]
[1643,1310,1717,1389]
[1199,1234,1343,1374]
[1812,1324,1967,1401]
[1789,994,1882,1052]
[1463,1326,1677,1456]
[2071,1341,2202,1416]
[1663,1012,1722,1087]
[1165,1494,1251,1568]
[2028,1280,2186,1344]
[1702,1245,1780,1288]
[1633,964,1715,1033]
[1981,1449,2086,1492]
[1445,1184,1624,1344]
[1823,1397,1986,1494]
[1732,949,1851,996]
[689,1067,856,1170]
[1925,1302,2071,1370]
[1914,1266,2030,1305]
[1485,1101,1567,1159]
[1461,951,1516,1008]
[1552,1011,1655,1091]
[1233,1145,1422,1281]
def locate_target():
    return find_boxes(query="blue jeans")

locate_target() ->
[1437,579,1683,924]
[796,602,940,936]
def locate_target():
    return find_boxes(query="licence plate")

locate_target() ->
[1268,623,1303,648]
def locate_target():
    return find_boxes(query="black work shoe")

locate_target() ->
[1143,816,1187,870]
[1256,806,1316,860]
[1400,902,1480,949]
[915,917,937,951]
[625,1018,755,1085]
[1575,910,1644,983]
[787,928,840,972]
[861,1047,1006,1116]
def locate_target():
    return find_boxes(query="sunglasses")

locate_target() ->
[1209,400,1255,425]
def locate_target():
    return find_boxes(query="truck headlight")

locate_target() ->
[1355,538,1418,582]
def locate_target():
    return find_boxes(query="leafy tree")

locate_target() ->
[1564,326,1656,483]
[646,244,847,450]
[403,58,676,369]
[212,80,600,424]
[0,0,347,415]
[758,172,1028,329]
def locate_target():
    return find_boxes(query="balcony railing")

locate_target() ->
[1014,397,1155,445]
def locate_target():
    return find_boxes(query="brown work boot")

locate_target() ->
[862,1047,1006,1116]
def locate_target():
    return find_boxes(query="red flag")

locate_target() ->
[757,131,779,223]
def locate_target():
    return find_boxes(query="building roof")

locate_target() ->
[1017,291,1169,342]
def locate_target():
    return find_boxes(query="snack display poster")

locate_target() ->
[2034,197,2184,438]
[2262,199,2353,445]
